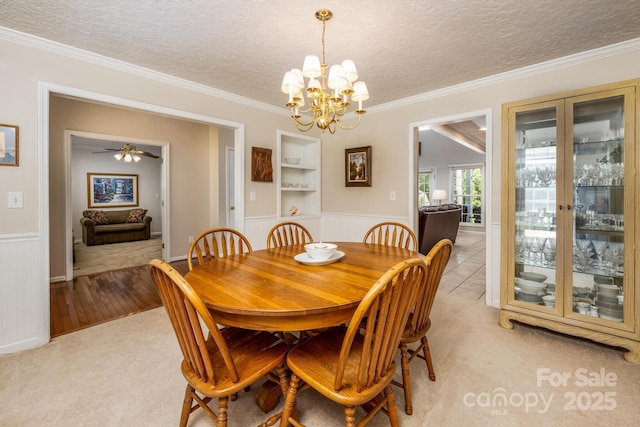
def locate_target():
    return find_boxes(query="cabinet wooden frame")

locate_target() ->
[500,79,640,364]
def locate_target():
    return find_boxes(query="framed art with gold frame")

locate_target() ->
[87,172,139,208]
[0,124,19,166]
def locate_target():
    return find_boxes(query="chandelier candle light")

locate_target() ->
[281,9,369,134]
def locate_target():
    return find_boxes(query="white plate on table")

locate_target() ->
[294,251,346,266]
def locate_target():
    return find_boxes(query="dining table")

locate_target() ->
[184,241,423,333]
[184,241,423,413]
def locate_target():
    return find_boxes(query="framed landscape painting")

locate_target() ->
[345,146,372,187]
[87,173,139,208]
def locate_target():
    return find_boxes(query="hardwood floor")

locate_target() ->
[50,260,189,337]
[49,231,486,338]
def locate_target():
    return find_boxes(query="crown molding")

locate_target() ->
[0,26,285,115]
[3,26,640,117]
[369,37,640,113]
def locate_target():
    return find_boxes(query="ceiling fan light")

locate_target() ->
[124,153,133,162]
[133,154,141,162]
[114,153,123,161]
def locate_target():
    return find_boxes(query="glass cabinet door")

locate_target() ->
[511,102,563,310]
[568,91,631,323]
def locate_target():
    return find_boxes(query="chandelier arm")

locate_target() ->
[291,106,319,128]
[335,113,364,131]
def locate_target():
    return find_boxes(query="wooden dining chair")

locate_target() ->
[148,259,290,427]
[187,227,253,271]
[279,257,428,427]
[266,222,314,249]
[392,238,453,415]
[362,221,418,251]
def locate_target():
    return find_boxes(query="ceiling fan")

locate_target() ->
[93,143,160,162]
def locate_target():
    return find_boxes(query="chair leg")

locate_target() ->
[276,364,290,396]
[179,385,195,427]
[422,336,436,381]
[216,396,229,426]
[344,406,357,427]
[280,373,301,427]
[398,342,413,415]
[384,384,400,427]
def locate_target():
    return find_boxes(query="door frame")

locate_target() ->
[225,146,235,228]
[64,131,169,281]
[39,81,245,340]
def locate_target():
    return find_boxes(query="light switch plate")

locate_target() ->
[8,191,23,208]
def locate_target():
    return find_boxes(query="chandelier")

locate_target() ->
[281,9,369,134]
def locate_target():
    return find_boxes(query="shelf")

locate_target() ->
[281,164,317,171]
[277,130,321,219]
[575,227,623,236]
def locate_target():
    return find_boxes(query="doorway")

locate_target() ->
[41,82,245,342]
[66,132,165,280]
[411,108,494,305]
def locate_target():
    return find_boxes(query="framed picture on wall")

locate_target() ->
[87,173,139,208]
[345,146,372,187]
[251,146,273,182]
[0,124,19,166]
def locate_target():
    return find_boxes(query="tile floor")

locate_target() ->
[439,229,487,300]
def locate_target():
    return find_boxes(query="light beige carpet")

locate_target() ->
[1,291,639,426]
[73,235,162,277]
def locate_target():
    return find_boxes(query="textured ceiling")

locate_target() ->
[2,1,640,109]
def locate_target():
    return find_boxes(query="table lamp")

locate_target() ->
[432,189,448,205]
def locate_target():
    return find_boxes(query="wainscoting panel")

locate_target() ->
[244,216,322,250]
[0,233,47,354]
[320,212,411,243]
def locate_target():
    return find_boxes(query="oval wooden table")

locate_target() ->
[185,241,422,413]
[185,241,423,332]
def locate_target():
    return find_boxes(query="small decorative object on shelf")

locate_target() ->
[290,206,301,216]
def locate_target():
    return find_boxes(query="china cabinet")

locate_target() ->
[500,79,640,364]
[277,130,321,218]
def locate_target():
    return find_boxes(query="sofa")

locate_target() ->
[80,208,152,246]
[418,203,462,255]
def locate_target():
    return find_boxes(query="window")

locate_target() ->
[418,170,433,206]
[450,164,484,225]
